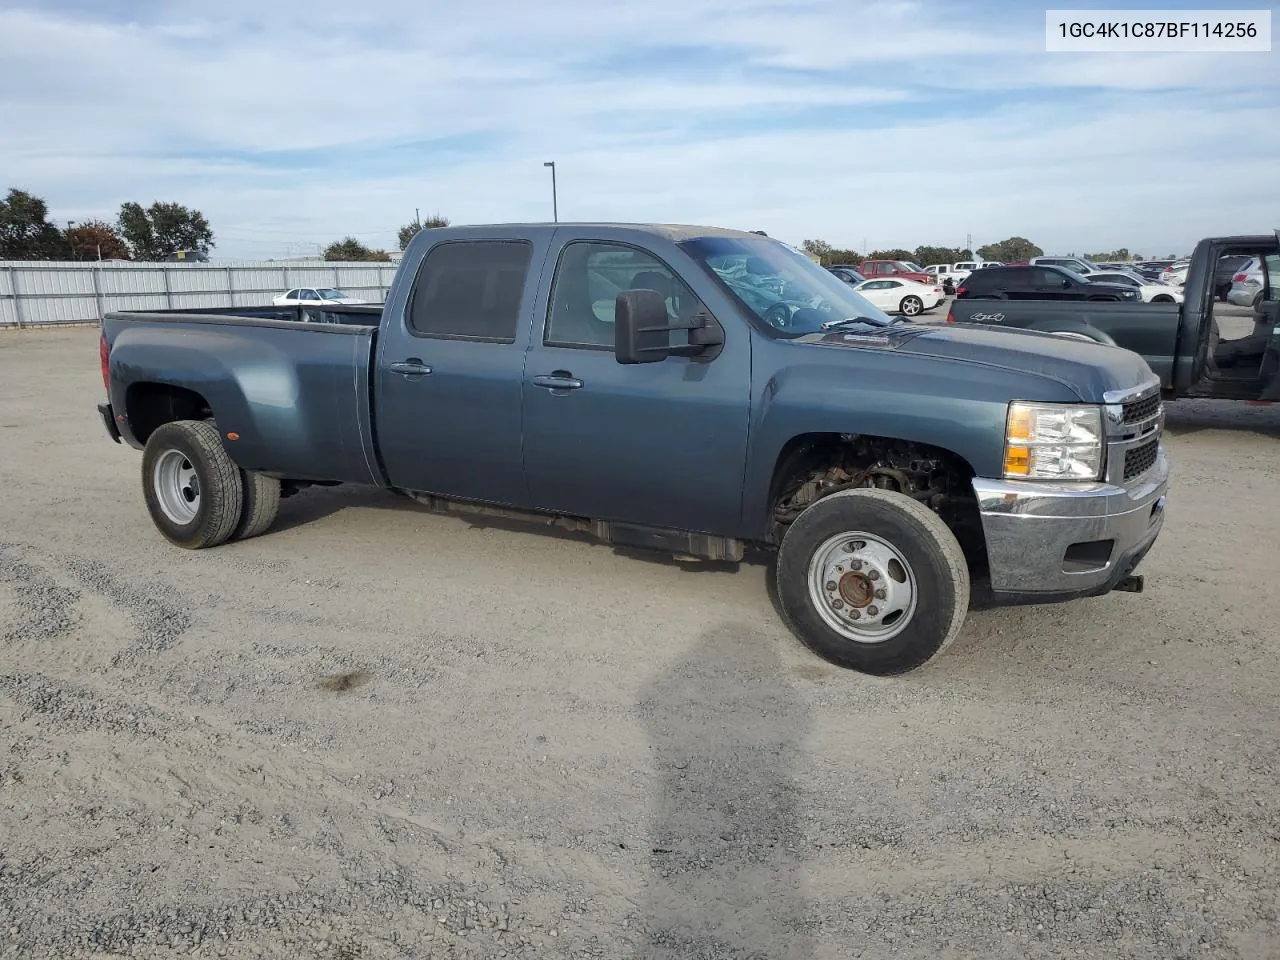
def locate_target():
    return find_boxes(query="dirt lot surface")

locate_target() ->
[1,322,1278,960]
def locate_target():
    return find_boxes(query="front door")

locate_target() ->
[521,237,752,535]
[375,233,545,506]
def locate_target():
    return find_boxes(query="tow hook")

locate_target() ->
[1114,574,1145,593]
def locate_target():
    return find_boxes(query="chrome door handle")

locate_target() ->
[389,359,432,376]
[531,374,583,390]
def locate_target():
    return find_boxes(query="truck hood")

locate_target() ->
[797,322,1156,401]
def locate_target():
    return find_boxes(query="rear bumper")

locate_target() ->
[97,402,122,444]
[972,448,1168,604]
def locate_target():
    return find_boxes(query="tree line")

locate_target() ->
[322,212,450,261]
[0,188,214,261]
[800,238,1178,268]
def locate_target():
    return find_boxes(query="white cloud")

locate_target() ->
[1,0,1276,258]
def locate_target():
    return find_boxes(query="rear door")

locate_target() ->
[520,232,751,535]
[375,230,550,506]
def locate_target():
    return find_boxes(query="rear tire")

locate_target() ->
[142,420,243,549]
[900,295,923,316]
[775,488,969,676]
[233,471,281,540]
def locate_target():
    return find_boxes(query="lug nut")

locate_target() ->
[875,588,887,600]
[825,581,837,592]
[849,609,862,620]
[868,570,880,581]
[850,560,863,571]
[832,599,844,610]
[867,605,879,616]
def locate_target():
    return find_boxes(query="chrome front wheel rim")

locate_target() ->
[153,449,201,525]
[806,532,918,643]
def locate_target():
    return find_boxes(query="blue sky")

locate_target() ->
[1,0,1276,259]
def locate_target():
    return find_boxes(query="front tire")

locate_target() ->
[900,295,924,316]
[142,420,244,549]
[775,488,969,675]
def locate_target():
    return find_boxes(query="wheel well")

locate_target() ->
[125,382,212,444]
[766,432,988,570]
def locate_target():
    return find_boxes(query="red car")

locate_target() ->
[858,259,935,285]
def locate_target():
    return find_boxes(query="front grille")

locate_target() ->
[1123,437,1159,480]
[1122,393,1161,424]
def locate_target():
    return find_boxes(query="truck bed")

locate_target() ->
[100,308,384,486]
[944,299,1182,386]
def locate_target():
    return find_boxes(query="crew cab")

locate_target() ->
[946,233,1280,402]
[98,223,1168,676]
[956,264,1142,302]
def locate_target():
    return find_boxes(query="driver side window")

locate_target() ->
[545,242,707,350]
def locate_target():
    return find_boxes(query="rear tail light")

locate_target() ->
[956,285,968,297]
[1234,273,1248,282]
[946,308,956,323]
[99,333,110,392]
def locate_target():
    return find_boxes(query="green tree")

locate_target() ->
[324,237,392,261]
[398,212,450,250]
[913,245,974,266]
[67,220,130,260]
[867,248,915,262]
[977,236,1043,263]
[118,201,214,260]
[0,188,69,260]
[801,239,832,260]
[1085,248,1131,262]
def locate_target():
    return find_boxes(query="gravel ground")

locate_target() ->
[1,322,1278,960]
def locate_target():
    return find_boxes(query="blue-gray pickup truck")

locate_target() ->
[98,223,1169,675]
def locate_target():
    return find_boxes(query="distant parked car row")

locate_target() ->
[823,263,944,316]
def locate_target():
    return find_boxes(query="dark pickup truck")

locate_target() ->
[98,223,1168,676]
[946,233,1280,402]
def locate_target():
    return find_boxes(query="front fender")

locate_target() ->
[739,350,1074,541]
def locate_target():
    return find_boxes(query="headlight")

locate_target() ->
[1003,401,1104,480]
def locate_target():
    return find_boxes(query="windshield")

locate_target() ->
[679,236,897,335]
[314,288,347,299]
[901,262,926,273]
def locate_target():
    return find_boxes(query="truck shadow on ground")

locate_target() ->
[636,624,813,959]
[1161,398,1280,439]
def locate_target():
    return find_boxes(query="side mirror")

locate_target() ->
[1062,279,1072,289]
[615,289,672,364]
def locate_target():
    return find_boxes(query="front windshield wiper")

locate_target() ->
[820,315,898,331]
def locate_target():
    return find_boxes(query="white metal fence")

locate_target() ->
[0,260,400,327]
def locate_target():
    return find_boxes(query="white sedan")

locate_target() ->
[850,277,943,317]
[272,287,368,306]
[1086,271,1184,304]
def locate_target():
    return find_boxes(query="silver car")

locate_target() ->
[1227,256,1270,308]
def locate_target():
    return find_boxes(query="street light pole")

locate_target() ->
[66,220,77,260]
[543,161,558,222]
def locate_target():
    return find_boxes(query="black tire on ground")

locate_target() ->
[1152,295,1174,303]
[775,488,969,676]
[233,470,281,540]
[900,295,923,316]
[141,420,244,549]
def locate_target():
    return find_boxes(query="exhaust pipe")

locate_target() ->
[1114,574,1144,593]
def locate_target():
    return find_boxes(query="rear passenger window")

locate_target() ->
[408,240,533,342]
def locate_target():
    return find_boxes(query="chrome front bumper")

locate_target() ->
[971,447,1168,603]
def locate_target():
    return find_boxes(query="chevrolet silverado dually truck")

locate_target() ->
[946,233,1280,402]
[97,223,1169,676]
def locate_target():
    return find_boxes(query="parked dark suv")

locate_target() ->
[956,265,1141,302]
